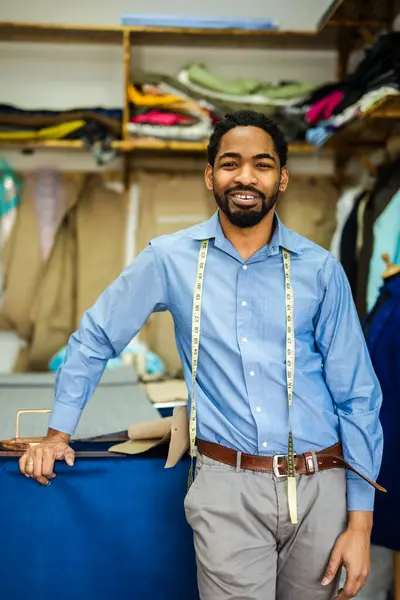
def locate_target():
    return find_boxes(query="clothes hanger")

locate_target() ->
[381,253,400,279]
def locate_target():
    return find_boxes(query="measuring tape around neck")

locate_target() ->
[189,242,297,523]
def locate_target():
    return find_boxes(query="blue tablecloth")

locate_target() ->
[0,445,199,600]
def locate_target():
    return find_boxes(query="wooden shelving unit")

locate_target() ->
[0,0,398,162]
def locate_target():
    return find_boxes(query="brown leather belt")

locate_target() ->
[197,439,386,492]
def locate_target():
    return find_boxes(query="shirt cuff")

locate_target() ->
[346,475,376,511]
[48,400,82,437]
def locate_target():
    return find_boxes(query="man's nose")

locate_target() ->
[233,166,258,186]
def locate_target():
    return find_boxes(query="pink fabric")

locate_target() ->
[131,110,192,126]
[306,91,345,125]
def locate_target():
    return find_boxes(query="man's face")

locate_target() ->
[205,126,289,228]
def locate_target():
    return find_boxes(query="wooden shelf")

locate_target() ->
[0,22,124,44]
[369,95,400,119]
[0,16,369,50]
[0,138,317,154]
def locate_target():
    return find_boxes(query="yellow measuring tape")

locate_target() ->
[189,241,297,524]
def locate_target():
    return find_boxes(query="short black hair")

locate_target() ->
[207,110,288,168]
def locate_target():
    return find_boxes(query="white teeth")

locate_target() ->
[234,194,257,200]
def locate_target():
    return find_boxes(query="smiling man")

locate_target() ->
[19,110,383,600]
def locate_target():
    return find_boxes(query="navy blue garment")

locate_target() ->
[364,274,400,550]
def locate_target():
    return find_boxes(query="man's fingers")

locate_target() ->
[42,448,57,480]
[25,451,35,477]
[64,448,75,467]
[335,572,360,599]
[335,588,349,599]
[19,453,30,477]
[322,554,341,586]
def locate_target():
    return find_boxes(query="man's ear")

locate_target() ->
[279,166,289,193]
[205,164,213,192]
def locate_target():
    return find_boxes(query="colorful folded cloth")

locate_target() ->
[127,118,212,141]
[0,120,85,141]
[306,87,400,147]
[131,110,193,126]
[306,90,345,125]
[179,64,316,106]
[128,84,184,107]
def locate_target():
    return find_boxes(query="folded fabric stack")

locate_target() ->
[128,79,214,142]
[0,104,123,164]
[305,32,400,147]
[129,66,316,144]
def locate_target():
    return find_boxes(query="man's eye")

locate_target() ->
[257,163,272,169]
[222,162,237,168]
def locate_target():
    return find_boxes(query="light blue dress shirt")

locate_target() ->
[50,211,383,511]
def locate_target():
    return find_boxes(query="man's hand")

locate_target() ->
[19,428,75,486]
[322,512,372,599]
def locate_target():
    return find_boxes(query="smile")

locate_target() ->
[229,192,261,206]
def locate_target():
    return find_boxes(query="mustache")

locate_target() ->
[224,185,266,200]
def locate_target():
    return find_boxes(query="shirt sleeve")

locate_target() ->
[315,257,383,512]
[49,243,168,436]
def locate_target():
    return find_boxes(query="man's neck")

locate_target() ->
[218,209,276,262]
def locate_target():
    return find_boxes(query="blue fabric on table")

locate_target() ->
[0,446,199,600]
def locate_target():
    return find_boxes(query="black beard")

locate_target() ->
[213,183,280,228]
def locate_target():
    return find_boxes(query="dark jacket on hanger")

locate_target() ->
[364,274,400,551]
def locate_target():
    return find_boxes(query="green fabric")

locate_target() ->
[186,64,261,95]
[133,70,276,116]
[185,63,316,100]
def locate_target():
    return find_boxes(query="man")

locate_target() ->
[20,110,383,600]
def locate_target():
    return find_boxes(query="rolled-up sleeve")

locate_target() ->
[315,257,383,511]
[49,243,168,436]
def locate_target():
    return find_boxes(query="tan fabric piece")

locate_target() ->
[277,177,338,249]
[143,379,188,404]
[136,171,214,373]
[165,405,190,468]
[0,173,128,371]
[75,176,127,327]
[128,416,173,440]
[108,406,189,462]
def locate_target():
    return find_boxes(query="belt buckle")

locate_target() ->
[273,454,287,478]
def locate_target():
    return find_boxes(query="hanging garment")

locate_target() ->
[366,190,400,312]
[330,186,364,259]
[135,171,215,373]
[0,173,128,371]
[339,191,367,296]
[356,158,400,318]
[363,273,400,551]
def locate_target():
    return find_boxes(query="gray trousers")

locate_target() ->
[185,452,347,600]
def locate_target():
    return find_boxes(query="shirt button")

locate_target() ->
[242,265,248,270]
[249,371,255,377]
[241,301,247,307]
[242,337,248,343]
[262,442,268,448]
[256,406,261,413]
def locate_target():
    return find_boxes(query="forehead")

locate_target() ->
[218,126,277,159]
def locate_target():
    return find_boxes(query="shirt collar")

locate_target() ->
[188,210,302,255]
